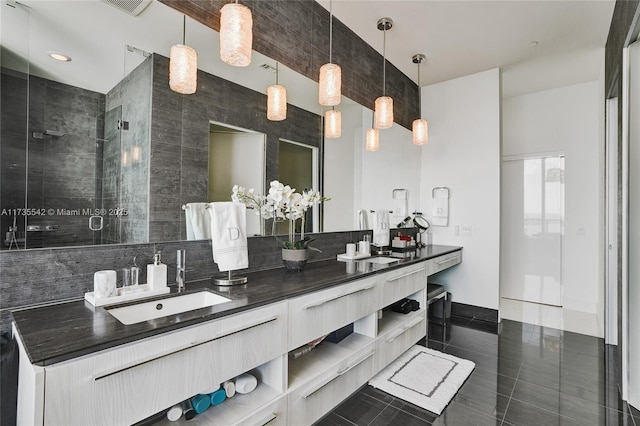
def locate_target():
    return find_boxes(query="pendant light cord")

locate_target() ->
[329,0,333,64]
[182,15,186,45]
[276,62,279,85]
[382,27,386,97]
[417,61,421,108]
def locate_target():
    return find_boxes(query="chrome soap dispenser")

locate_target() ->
[147,251,167,290]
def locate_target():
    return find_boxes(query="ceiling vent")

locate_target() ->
[100,0,152,16]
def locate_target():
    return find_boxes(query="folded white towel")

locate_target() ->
[208,202,249,272]
[432,189,449,227]
[185,203,211,240]
[373,210,390,247]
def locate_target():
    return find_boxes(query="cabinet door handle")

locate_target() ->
[257,413,278,425]
[385,314,425,343]
[386,267,426,282]
[301,351,375,399]
[303,283,376,309]
[93,316,278,380]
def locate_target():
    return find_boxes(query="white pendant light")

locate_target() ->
[374,18,393,129]
[169,16,197,94]
[366,128,379,152]
[413,119,428,145]
[220,1,253,67]
[267,63,287,121]
[319,0,341,106]
[412,54,428,145]
[325,108,341,138]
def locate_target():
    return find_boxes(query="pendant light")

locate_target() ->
[319,0,341,106]
[220,1,253,67]
[267,62,286,121]
[374,17,393,129]
[366,111,379,152]
[412,54,428,145]
[169,15,197,94]
[325,108,341,138]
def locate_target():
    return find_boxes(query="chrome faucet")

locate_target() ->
[176,249,186,292]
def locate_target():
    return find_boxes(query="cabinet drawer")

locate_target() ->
[288,277,378,350]
[428,250,462,275]
[43,302,287,426]
[235,395,287,426]
[375,311,426,374]
[288,344,375,426]
[379,263,427,309]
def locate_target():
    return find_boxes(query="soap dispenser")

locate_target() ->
[147,252,167,290]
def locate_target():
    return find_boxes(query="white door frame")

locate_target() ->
[605,97,619,346]
[279,139,320,232]
[621,46,630,402]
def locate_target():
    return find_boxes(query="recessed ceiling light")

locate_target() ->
[47,51,72,62]
[528,41,539,48]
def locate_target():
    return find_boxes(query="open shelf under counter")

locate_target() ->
[377,309,427,337]
[153,383,282,425]
[288,332,374,390]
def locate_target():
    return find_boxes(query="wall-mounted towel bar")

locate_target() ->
[182,204,210,210]
[182,204,253,210]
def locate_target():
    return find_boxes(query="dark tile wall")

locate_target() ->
[149,54,323,242]
[0,69,106,249]
[0,229,380,334]
[0,69,28,249]
[158,0,420,130]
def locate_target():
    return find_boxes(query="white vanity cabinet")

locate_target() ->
[287,276,379,351]
[427,250,462,275]
[23,301,288,426]
[16,249,462,426]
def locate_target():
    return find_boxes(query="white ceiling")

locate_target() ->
[1,0,615,112]
[318,0,615,98]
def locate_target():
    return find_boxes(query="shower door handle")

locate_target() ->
[89,215,103,231]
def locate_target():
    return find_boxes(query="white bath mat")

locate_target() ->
[369,346,475,415]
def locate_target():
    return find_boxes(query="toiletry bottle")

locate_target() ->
[147,252,167,290]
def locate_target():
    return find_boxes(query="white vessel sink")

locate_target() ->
[106,291,231,325]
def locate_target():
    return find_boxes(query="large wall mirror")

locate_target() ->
[0,0,422,250]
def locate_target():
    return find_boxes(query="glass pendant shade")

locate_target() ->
[325,109,341,138]
[374,96,393,129]
[365,128,380,152]
[319,63,341,106]
[412,118,428,145]
[220,3,252,67]
[169,44,197,94]
[267,84,287,121]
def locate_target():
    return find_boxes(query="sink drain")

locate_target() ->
[156,303,163,310]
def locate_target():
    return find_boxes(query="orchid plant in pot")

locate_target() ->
[232,180,327,271]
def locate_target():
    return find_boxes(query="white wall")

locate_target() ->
[502,81,604,316]
[419,68,501,311]
[324,104,360,231]
[357,109,422,228]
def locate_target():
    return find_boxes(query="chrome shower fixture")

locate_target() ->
[32,130,65,139]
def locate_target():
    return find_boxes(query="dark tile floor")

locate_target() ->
[315,316,639,426]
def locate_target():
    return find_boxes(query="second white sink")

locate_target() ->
[107,291,231,325]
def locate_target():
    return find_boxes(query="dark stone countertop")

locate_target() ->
[11,245,461,366]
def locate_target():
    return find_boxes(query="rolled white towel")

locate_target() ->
[234,373,257,394]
